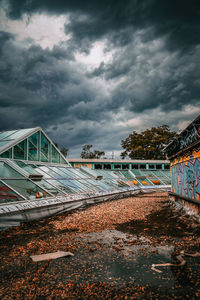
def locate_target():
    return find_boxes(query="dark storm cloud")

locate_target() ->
[0,30,114,149]
[0,0,200,155]
[3,0,200,51]
[88,30,200,114]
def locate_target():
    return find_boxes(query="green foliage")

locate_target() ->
[60,147,69,157]
[121,125,177,159]
[81,145,105,159]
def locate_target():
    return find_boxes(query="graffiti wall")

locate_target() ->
[170,146,200,201]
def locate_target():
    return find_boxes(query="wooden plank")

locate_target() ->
[30,251,74,262]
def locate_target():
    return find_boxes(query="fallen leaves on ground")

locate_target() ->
[0,192,200,299]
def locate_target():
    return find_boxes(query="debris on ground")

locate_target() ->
[30,251,74,262]
[151,253,186,273]
[0,192,200,299]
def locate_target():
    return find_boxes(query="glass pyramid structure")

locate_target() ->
[0,127,69,165]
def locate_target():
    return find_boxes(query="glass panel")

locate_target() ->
[36,166,61,179]
[0,181,24,203]
[46,179,74,194]
[4,128,35,141]
[52,146,60,163]
[0,130,18,140]
[29,131,39,145]
[0,140,12,148]
[41,133,50,162]
[132,164,138,169]
[41,152,49,162]
[149,164,155,169]
[12,161,40,175]
[49,166,68,177]
[14,140,27,160]
[0,148,12,158]
[28,132,39,161]
[58,179,85,192]
[93,164,101,170]
[114,164,121,169]
[0,162,23,178]
[140,164,146,169]
[60,167,82,179]
[60,156,68,164]
[122,164,129,170]
[104,164,111,170]
[3,179,51,200]
[156,164,162,170]
[36,180,64,196]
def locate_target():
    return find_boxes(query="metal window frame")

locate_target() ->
[20,162,72,196]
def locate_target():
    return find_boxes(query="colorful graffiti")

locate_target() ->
[165,118,200,157]
[0,184,23,203]
[171,146,200,201]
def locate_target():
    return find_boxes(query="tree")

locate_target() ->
[120,125,177,160]
[81,145,105,159]
[60,147,69,157]
[53,141,69,157]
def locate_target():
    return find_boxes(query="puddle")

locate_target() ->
[39,229,177,289]
[36,228,199,299]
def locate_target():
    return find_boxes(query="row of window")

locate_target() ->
[94,163,170,170]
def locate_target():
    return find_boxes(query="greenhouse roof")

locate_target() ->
[0,127,70,165]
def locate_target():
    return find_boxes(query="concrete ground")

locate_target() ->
[0,192,200,299]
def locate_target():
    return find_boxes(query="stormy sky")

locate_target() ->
[0,0,200,158]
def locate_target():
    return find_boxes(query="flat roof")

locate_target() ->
[68,158,170,163]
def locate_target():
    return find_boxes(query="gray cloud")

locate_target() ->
[0,1,200,156]
[2,0,200,51]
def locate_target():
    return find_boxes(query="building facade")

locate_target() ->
[68,158,170,171]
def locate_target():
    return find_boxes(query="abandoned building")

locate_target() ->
[68,158,170,171]
[0,127,171,229]
[165,114,200,216]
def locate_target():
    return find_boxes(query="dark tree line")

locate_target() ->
[81,144,105,159]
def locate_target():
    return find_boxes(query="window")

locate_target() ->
[132,164,138,169]
[149,164,155,169]
[95,164,102,169]
[3,179,51,199]
[164,164,170,170]
[0,162,23,178]
[28,132,39,161]
[122,164,129,170]
[156,164,162,170]
[14,140,27,160]
[60,156,67,164]
[0,148,12,158]
[0,181,24,203]
[40,133,50,162]
[0,130,17,140]
[52,146,60,163]
[140,164,146,169]
[104,164,111,170]
[114,164,121,169]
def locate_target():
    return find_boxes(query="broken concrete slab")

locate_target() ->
[30,251,74,262]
